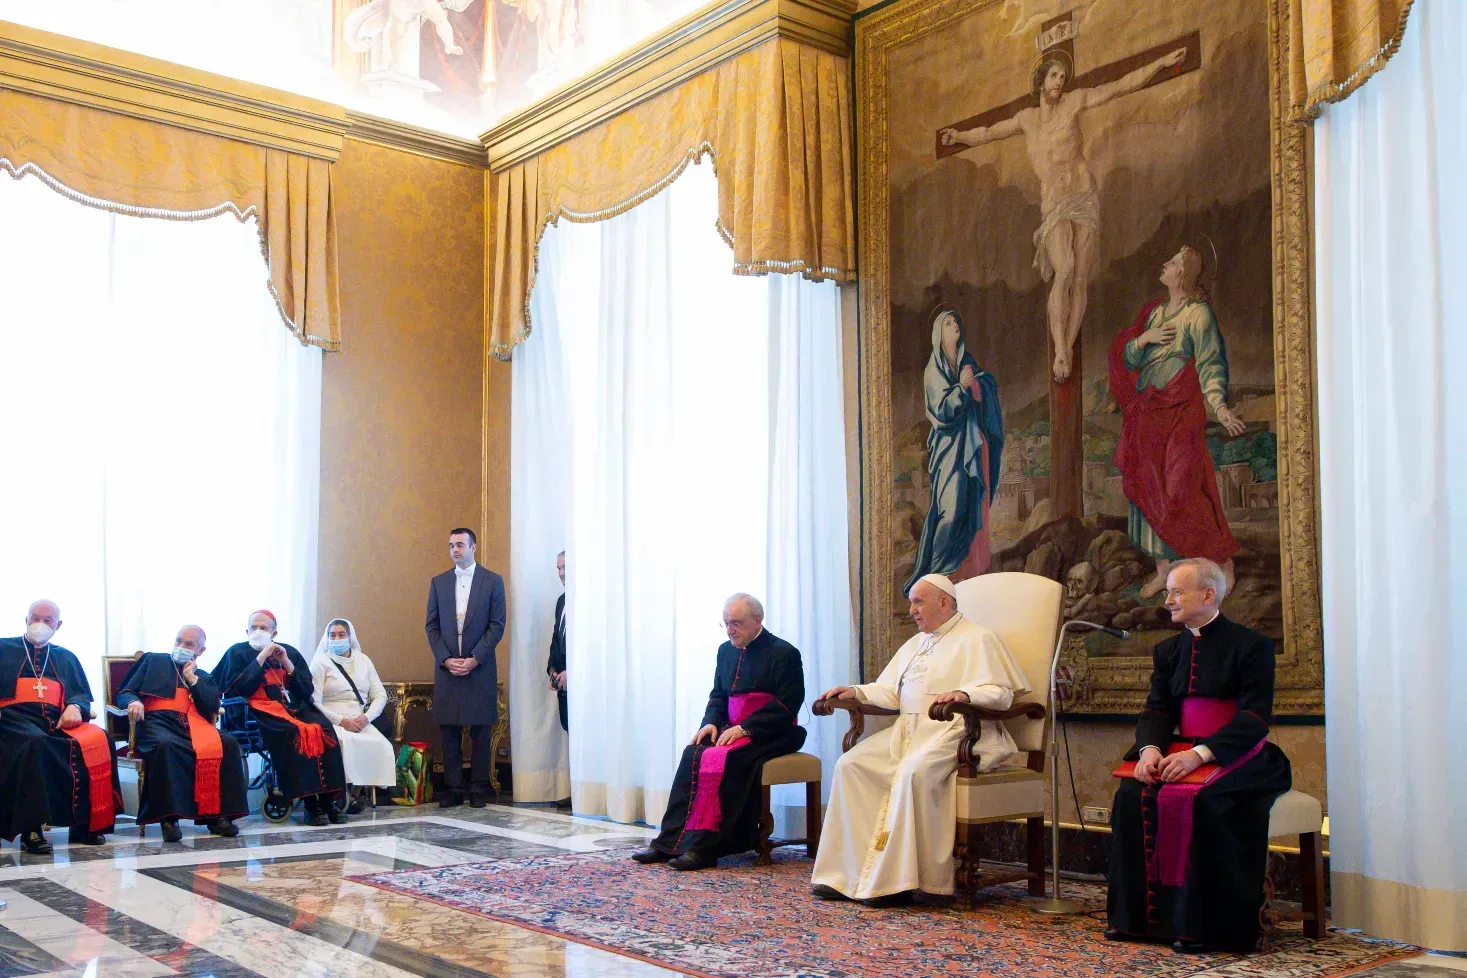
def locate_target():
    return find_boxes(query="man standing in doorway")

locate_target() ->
[546,550,571,810]
[426,528,506,808]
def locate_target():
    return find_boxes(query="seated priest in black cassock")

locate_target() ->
[0,599,120,855]
[214,609,347,826]
[1107,557,1292,953]
[117,625,248,842]
[632,593,806,871]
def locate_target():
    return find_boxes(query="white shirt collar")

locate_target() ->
[735,626,764,650]
[1186,609,1221,636]
[454,563,476,578]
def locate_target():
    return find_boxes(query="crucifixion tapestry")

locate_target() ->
[855,0,1322,714]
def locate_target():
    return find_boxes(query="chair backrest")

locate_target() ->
[101,653,143,743]
[953,572,1064,755]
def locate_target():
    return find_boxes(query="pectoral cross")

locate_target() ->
[32,678,47,699]
[935,14,1200,520]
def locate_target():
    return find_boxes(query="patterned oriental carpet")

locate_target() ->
[351,849,1419,978]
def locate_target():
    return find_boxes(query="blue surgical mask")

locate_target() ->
[327,639,351,655]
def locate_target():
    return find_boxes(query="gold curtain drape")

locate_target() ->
[1289,0,1415,120]
[0,87,340,350]
[488,36,855,359]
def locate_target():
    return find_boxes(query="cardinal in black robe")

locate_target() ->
[633,597,806,871]
[1108,560,1292,953]
[0,603,120,854]
[213,610,346,825]
[116,630,248,842]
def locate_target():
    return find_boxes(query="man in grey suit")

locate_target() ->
[425,527,506,808]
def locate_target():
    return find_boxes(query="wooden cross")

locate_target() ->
[935,14,1200,520]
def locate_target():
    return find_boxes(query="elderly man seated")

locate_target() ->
[811,574,1029,904]
[117,625,248,842]
[630,593,806,871]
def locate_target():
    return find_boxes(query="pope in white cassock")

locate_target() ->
[811,573,1030,902]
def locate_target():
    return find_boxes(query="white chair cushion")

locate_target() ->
[1268,789,1323,838]
[762,752,822,785]
[956,766,1046,823]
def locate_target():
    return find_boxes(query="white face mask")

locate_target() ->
[171,645,196,665]
[247,628,273,651]
[25,622,55,646]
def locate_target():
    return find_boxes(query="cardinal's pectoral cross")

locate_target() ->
[934,14,1200,520]
[33,677,48,699]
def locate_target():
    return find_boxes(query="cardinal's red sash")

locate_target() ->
[0,677,117,831]
[141,686,224,816]
[248,669,335,758]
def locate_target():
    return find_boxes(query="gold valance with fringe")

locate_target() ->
[487,34,854,359]
[0,22,345,349]
[1289,0,1415,120]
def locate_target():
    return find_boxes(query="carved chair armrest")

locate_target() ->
[812,696,899,753]
[104,705,138,755]
[928,700,1047,771]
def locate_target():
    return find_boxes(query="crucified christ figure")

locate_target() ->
[941,46,1187,383]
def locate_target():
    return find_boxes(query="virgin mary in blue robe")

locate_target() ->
[904,306,1004,596]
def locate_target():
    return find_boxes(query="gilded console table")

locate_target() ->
[382,680,509,796]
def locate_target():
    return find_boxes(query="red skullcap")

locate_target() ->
[251,609,278,627]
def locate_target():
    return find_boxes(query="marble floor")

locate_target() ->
[0,802,1460,978]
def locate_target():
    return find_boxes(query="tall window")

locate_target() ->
[0,175,322,701]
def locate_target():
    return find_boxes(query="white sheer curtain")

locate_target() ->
[509,163,854,830]
[0,175,322,705]
[1315,0,1467,950]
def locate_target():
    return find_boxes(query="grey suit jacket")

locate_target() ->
[425,564,506,726]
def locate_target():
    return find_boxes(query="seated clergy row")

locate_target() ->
[633,560,1291,953]
[0,603,396,854]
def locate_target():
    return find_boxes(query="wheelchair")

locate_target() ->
[220,696,296,823]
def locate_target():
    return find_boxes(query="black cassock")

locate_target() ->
[214,642,345,804]
[0,637,120,840]
[651,629,806,858]
[116,653,249,825]
[1108,615,1292,951]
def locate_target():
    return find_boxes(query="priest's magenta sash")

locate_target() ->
[142,687,224,817]
[0,677,117,832]
[684,692,776,833]
[1150,697,1268,887]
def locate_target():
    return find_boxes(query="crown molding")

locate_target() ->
[0,20,348,160]
[345,111,487,168]
[481,0,856,171]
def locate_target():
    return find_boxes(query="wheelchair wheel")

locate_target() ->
[262,791,295,824]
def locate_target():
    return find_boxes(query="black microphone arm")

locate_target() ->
[1064,619,1131,641]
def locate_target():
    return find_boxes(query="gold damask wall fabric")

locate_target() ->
[1289,0,1415,119]
[0,87,340,350]
[488,36,855,358]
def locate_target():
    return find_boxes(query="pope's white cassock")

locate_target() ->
[811,612,1030,899]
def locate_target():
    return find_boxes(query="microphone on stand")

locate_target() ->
[1032,618,1129,916]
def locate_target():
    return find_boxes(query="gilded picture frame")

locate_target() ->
[855,0,1322,714]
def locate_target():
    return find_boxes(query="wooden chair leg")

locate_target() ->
[954,822,980,900]
[805,780,822,860]
[1026,816,1046,897]
[1300,830,1325,938]
[755,786,775,866]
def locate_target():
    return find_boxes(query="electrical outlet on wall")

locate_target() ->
[1081,806,1111,825]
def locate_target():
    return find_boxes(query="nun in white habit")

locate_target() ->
[811,574,1030,901]
[311,619,397,808]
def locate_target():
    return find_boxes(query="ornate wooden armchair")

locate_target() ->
[101,651,145,821]
[814,572,1065,899]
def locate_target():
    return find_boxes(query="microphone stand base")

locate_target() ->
[1029,897,1085,916]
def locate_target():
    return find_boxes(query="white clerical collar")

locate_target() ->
[1187,609,1221,636]
[918,612,964,649]
[736,627,764,651]
[454,563,476,577]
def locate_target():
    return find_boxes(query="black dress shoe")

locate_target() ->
[160,819,183,843]
[1105,929,1139,942]
[630,847,672,864]
[68,831,107,846]
[468,794,487,809]
[668,851,715,871]
[305,810,328,827]
[21,831,53,855]
[812,884,849,900]
[208,819,239,838]
[346,796,367,816]
[1171,939,1206,954]
[438,791,463,809]
[328,808,348,825]
[862,891,914,908]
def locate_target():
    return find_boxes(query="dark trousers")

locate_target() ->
[439,724,493,792]
[557,691,569,731]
